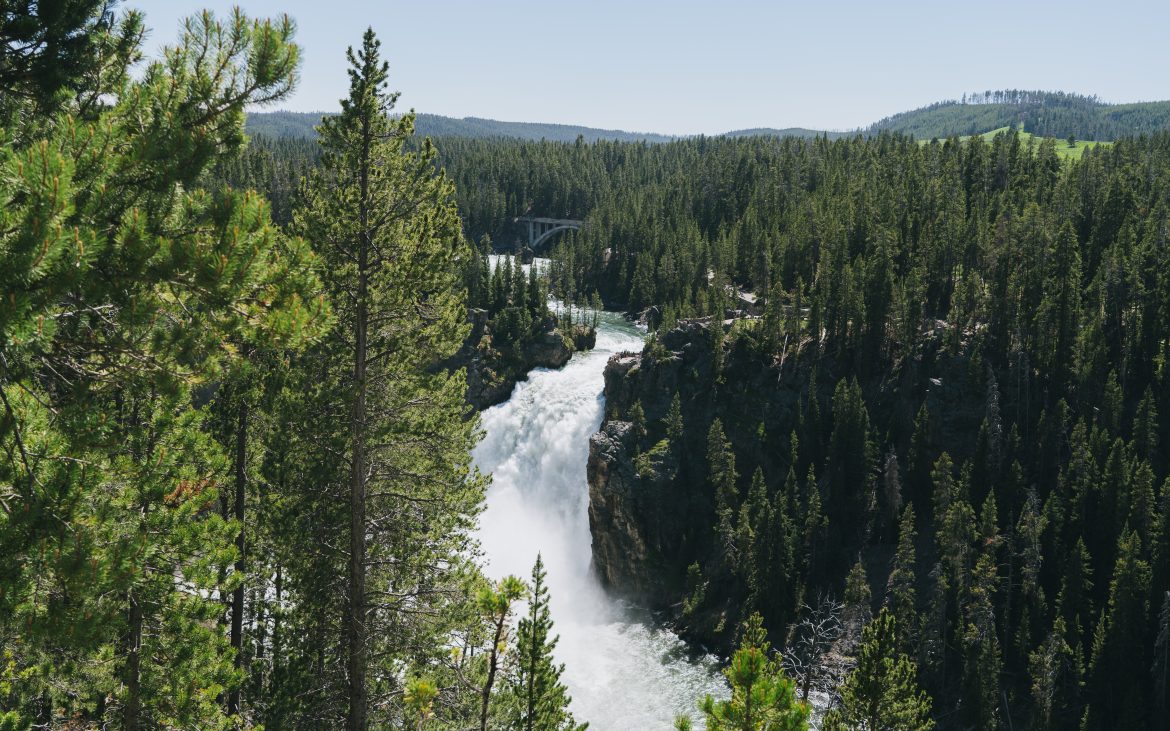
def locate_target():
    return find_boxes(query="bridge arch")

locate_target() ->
[532,224,580,250]
[516,216,584,251]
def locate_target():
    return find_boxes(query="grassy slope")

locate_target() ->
[979,127,1106,160]
[919,126,1110,160]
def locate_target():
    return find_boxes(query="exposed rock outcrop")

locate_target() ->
[587,419,685,605]
[522,330,574,370]
[587,323,723,612]
[451,309,588,411]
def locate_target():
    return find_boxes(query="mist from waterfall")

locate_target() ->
[472,305,728,730]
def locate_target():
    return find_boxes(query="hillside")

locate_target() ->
[246,111,849,143]
[250,90,1170,147]
[245,110,677,143]
[870,90,1170,141]
[723,127,847,139]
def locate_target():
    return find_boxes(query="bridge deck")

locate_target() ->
[515,216,584,226]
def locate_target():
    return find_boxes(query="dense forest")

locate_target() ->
[430,102,1170,729]
[4,3,1170,731]
[245,110,845,145]
[246,110,678,144]
[435,119,1170,729]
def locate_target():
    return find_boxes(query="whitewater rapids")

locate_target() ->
[472,306,728,730]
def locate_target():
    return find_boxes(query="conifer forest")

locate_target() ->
[3,2,1170,730]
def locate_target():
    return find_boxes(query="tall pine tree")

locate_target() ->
[291,28,484,730]
[505,555,586,731]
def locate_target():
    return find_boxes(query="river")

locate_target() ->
[472,303,729,730]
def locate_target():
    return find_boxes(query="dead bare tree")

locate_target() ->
[782,592,844,702]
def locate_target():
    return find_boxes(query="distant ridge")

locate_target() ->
[247,91,1170,145]
[245,111,844,143]
[245,111,677,143]
[723,127,848,140]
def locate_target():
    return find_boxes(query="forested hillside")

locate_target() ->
[870,90,1170,141]
[247,109,677,143]
[433,125,1170,728]
[581,135,1170,731]
[249,89,1170,149]
[213,103,1170,730]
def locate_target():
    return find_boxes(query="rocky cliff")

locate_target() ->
[587,324,719,608]
[455,309,593,411]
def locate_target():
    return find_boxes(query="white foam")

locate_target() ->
[473,310,728,730]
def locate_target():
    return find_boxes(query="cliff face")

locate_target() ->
[587,323,723,611]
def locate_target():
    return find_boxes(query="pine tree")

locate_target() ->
[1083,531,1152,730]
[1028,616,1082,731]
[1154,591,1170,721]
[292,28,484,729]
[881,449,904,537]
[0,8,316,729]
[1055,538,1095,650]
[629,400,648,445]
[687,614,810,731]
[933,455,976,595]
[477,575,527,731]
[740,468,770,589]
[1132,386,1159,464]
[888,505,919,651]
[1154,477,1170,600]
[505,555,586,731]
[666,392,685,444]
[801,466,828,582]
[908,403,934,507]
[960,553,1001,729]
[753,475,799,636]
[1036,223,1081,390]
[843,559,872,649]
[826,378,875,547]
[822,608,934,731]
[709,418,740,562]
[404,677,440,731]
[0,0,128,117]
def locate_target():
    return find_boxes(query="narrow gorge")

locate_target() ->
[472,309,728,730]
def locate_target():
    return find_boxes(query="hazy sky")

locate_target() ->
[127,0,1170,136]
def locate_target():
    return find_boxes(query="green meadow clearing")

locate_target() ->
[921,125,1110,159]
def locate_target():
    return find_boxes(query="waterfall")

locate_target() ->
[472,306,728,730]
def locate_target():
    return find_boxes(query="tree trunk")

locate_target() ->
[272,562,283,697]
[526,630,536,731]
[347,115,372,731]
[228,399,248,716]
[124,595,142,731]
[481,618,506,731]
[347,278,368,731]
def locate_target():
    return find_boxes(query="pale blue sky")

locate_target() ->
[127,0,1170,136]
